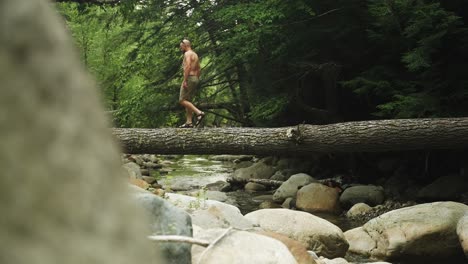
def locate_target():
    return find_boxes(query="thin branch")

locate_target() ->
[285,8,343,26]
[203,109,244,124]
[148,235,210,247]
[197,227,233,264]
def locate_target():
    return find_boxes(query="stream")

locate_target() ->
[155,155,467,264]
[156,155,355,230]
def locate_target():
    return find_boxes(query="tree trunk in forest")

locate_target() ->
[112,118,468,155]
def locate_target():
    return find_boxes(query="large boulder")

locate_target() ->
[192,227,297,264]
[339,185,385,208]
[130,186,192,264]
[257,231,317,264]
[165,193,253,230]
[417,174,468,201]
[232,159,276,180]
[273,173,317,202]
[122,162,142,179]
[245,209,348,258]
[344,227,376,257]
[345,201,468,261]
[457,213,468,258]
[296,183,341,214]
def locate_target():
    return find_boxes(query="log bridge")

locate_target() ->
[112,118,468,155]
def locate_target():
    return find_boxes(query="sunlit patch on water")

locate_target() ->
[158,155,233,191]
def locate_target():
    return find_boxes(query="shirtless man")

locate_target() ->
[178,39,204,128]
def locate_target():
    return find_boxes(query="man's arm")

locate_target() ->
[183,52,192,88]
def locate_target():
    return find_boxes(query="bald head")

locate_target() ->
[180,39,192,53]
[181,39,191,47]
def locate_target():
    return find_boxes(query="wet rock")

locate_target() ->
[245,182,267,192]
[192,228,297,264]
[141,154,159,163]
[152,188,165,197]
[273,173,317,202]
[296,183,341,214]
[122,162,142,179]
[282,197,294,209]
[245,209,349,258]
[232,160,276,180]
[339,185,385,208]
[457,213,468,258]
[142,176,157,185]
[346,203,372,218]
[128,155,145,166]
[205,191,231,203]
[270,170,289,181]
[344,227,375,257]
[165,193,254,230]
[204,180,231,192]
[345,200,417,226]
[129,178,150,190]
[346,201,468,261]
[318,257,349,264]
[152,183,163,189]
[257,231,317,264]
[258,200,282,209]
[129,186,192,264]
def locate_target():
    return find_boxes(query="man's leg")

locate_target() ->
[180,100,202,122]
[185,107,193,124]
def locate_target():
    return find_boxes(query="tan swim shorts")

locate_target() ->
[179,75,199,101]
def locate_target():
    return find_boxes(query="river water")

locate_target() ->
[156,155,354,229]
[156,155,468,264]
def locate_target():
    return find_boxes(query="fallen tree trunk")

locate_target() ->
[112,118,468,155]
[226,177,284,188]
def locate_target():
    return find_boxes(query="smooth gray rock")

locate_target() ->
[165,193,254,230]
[131,187,192,264]
[272,173,316,202]
[339,185,385,208]
[245,209,349,258]
[232,160,276,180]
[122,162,142,179]
[346,201,468,261]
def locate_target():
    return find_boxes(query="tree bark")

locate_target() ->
[112,118,468,155]
[226,177,284,188]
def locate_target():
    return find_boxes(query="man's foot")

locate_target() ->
[178,123,194,128]
[195,112,205,127]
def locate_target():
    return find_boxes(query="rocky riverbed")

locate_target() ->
[123,154,468,264]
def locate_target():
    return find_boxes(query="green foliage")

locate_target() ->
[249,96,289,126]
[346,0,468,118]
[55,0,468,127]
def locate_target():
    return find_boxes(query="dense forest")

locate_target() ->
[56,0,468,128]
